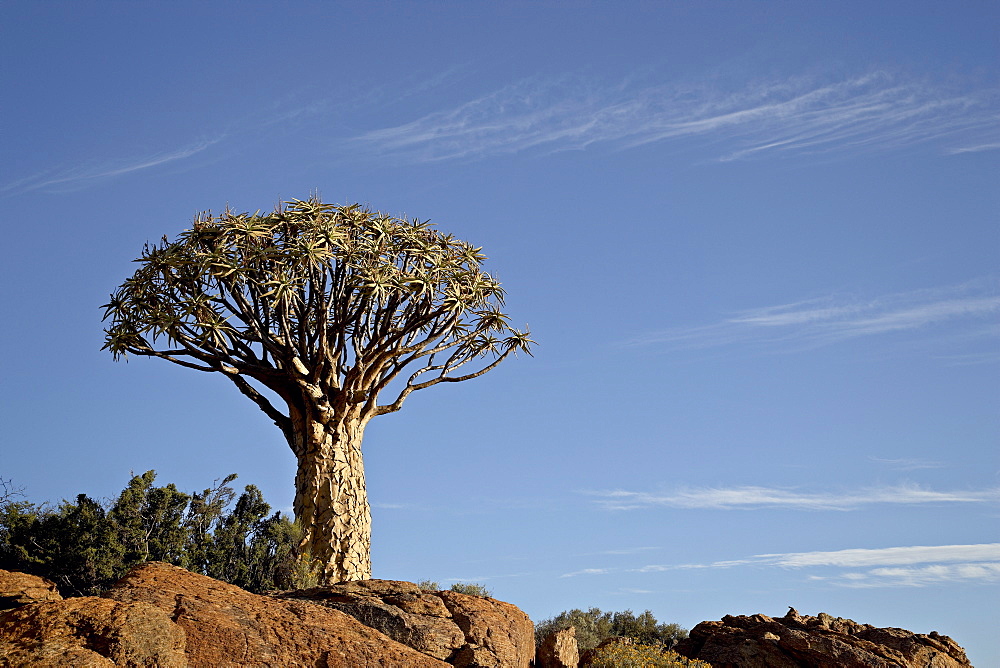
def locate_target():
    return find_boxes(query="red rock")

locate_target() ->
[103,562,448,667]
[536,626,580,668]
[276,579,535,667]
[0,596,186,667]
[673,610,971,668]
[0,563,535,667]
[275,579,465,661]
[439,590,535,668]
[0,569,62,610]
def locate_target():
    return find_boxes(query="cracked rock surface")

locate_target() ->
[1,562,447,667]
[0,563,534,667]
[673,610,972,668]
[0,569,62,610]
[273,579,534,667]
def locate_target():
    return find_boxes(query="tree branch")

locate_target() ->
[223,371,293,442]
[372,348,512,417]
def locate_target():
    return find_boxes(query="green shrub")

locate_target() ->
[535,608,687,652]
[588,639,711,668]
[0,471,302,596]
[416,580,492,596]
[448,582,492,597]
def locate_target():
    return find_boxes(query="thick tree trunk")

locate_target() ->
[291,412,372,583]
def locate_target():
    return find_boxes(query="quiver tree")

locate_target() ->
[102,197,533,583]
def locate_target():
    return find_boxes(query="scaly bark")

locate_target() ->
[290,408,372,583]
[103,199,533,586]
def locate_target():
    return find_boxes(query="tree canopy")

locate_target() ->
[102,197,532,443]
[535,607,687,651]
[101,196,533,582]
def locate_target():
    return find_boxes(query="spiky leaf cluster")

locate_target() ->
[102,197,532,437]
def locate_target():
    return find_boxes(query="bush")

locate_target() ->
[588,639,711,667]
[416,580,492,596]
[535,607,687,652]
[448,582,492,597]
[0,471,305,596]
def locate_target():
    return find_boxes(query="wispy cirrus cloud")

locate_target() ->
[437,570,534,584]
[560,567,613,578]
[581,546,660,556]
[758,543,1000,568]
[0,136,225,194]
[3,88,335,197]
[869,457,948,471]
[590,483,1000,511]
[2,137,224,195]
[625,280,1000,355]
[815,562,1000,587]
[372,502,414,510]
[563,543,1000,588]
[350,70,999,163]
[948,142,1000,154]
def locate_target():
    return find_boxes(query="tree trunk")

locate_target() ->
[291,412,372,583]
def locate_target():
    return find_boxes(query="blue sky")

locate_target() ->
[2,1,997,663]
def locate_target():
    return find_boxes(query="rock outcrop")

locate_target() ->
[273,579,535,667]
[673,610,971,668]
[102,562,449,667]
[0,563,450,667]
[0,596,187,667]
[0,569,62,610]
[536,626,580,668]
[0,563,536,667]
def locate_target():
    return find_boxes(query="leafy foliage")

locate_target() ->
[102,197,533,441]
[416,580,492,596]
[447,582,493,597]
[0,472,303,596]
[101,196,534,584]
[587,639,712,668]
[535,607,687,652]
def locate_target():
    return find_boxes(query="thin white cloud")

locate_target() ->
[949,142,1000,154]
[3,137,223,195]
[562,544,1000,587]
[635,559,753,573]
[869,457,947,471]
[626,280,1000,354]
[439,570,533,583]
[560,568,613,578]
[817,563,1000,588]
[759,543,1000,568]
[591,483,1000,511]
[350,70,999,163]
[584,546,660,556]
[3,88,339,197]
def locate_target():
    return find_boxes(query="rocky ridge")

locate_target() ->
[271,578,534,667]
[673,608,972,668]
[0,567,976,668]
[0,569,62,610]
[0,563,532,667]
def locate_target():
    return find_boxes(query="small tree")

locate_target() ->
[102,196,532,583]
[448,582,492,596]
[0,471,302,595]
[535,608,687,652]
